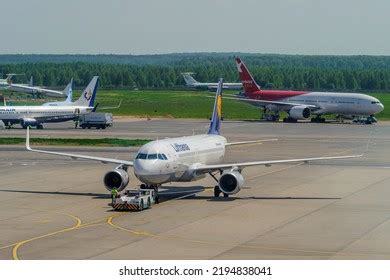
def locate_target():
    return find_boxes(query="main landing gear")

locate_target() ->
[213,185,229,198]
[310,116,326,123]
[209,171,229,198]
[262,108,280,122]
[283,117,298,123]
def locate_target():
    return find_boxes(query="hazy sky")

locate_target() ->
[1,0,389,55]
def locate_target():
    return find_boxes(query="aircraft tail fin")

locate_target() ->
[182,73,198,85]
[5,74,15,84]
[29,76,33,87]
[63,78,73,103]
[235,57,261,94]
[207,78,223,135]
[72,76,99,107]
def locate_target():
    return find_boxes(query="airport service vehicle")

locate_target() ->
[182,72,242,90]
[111,189,156,211]
[0,76,99,129]
[79,112,113,129]
[234,58,384,123]
[25,79,362,198]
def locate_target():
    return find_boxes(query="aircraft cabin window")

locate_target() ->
[147,154,158,160]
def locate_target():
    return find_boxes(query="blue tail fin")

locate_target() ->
[207,78,223,135]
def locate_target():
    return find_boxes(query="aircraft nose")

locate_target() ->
[134,159,160,175]
[379,102,384,112]
[133,159,149,175]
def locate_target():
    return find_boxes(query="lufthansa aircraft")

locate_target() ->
[234,58,384,123]
[26,79,361,199]
[1,76,98,129]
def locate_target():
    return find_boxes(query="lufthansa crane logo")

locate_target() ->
[171,143,190,152]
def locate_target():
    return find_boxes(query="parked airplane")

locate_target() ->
[234,58,384,123]
[8,77,68,98]
[25,79,361,199]
[182,72,242,90]
[0,74,19,90]
[1,76,99,129]
[42,79,73,107]
[1,74,68,98]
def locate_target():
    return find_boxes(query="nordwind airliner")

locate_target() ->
[234,58,384,123]
[26,79,361,199]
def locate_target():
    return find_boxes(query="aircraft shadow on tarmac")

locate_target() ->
[186,195,341,202]
[0,186,205,201]
[0,189,110,199]
[0,188,341,203]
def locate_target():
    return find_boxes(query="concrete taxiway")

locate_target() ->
[0,119,390,259]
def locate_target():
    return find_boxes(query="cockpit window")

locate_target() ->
[371,101,380,104]
[136,153,147,159]
[158,154,168,160]
[147,154,158,160]
[136,153,168,160]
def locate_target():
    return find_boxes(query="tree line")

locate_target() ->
[1,54,390,91]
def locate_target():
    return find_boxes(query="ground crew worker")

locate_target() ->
[111,188,118,204]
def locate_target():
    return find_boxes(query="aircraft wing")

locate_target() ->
[225,139,278,146]
[9,84,65,97]
[193,154,362,173]
[223,95,320,110]
[25,127,134,166]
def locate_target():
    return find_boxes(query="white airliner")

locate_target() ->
[182,72,242,90]
[42,79,73,107]
[1,74,68,98]
[25,79,362,199]
[1,76,99,129]
[234,58,384,123]
[8,77,69,98]
[0,74,19,90]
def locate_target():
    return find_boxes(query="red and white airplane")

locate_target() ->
[234,57,384,123]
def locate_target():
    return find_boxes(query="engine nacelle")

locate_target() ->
[289,106,311,120]
[103,168,129,192]
[21,118,39,127]
[218,170,245,195]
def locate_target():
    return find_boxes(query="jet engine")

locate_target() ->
[20,118,39,127]
[218,170,245,195]
[103,168,129,192]
[289,106,311,120]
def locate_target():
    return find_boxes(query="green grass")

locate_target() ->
[0,137,150,147]
[3,89,390,120]
[3,89,261,119]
